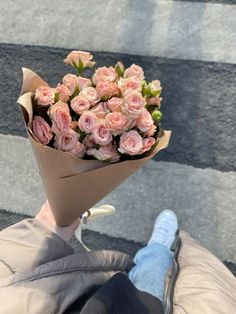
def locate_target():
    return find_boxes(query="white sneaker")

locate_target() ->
[148,209,178,249]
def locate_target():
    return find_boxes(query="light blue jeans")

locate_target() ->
[129,243,173,302]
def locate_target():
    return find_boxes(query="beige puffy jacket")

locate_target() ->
[0,219,235,314]
[164,231,236,314]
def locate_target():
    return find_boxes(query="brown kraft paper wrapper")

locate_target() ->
[17,68,171,226]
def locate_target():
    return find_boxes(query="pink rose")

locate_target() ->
[118,77,142,95]
[87,144,120,163]
[147,96,162,107]
[92,66,117,84]
[78,111,98,134]
[54,129,79,151]
[118,130,143,155]
[105,112,130,134]
[49,101,71,134]
[71,96,90,115]
[64,50,95,68]
[83,134,95,148]
[80,87,100,106]
[63,74,79,94]
[90,102,107,119]
[92,121,112,145]
[35,86,55,106]
[136,108,154,132]
[123,64,144,80]
[77,76,92,91]
[107,97,123,112]
[123,90,145,118]
[99,145,120,162]
[55,84,71,102]
[126,117,138,129]
[96,81,119,100]
[144,124,156,137]
[69,141,85,158]
[32,116,53,145]
[141,137,156,154]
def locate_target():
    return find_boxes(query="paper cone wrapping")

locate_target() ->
[17,68,171,226]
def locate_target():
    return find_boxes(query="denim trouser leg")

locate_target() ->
[128,243,173,302]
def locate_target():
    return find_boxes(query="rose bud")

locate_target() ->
[92,121,113,146]
[140,137,156,154]
[118,130,143,155]
[35,86,55,106]
[77,76,92,91]
[146,80,162,97]
[32,116,53,145]
[96,81,120,100]
[54,129,79,151]
[80,87,100,106]
[71,96,90,115]
[63,74,79,94]
[64,50,95,74]
[78,111,98,134]
[114,61,125,77]
[136,108,154,132]
[107,97,123,112]
[118,77,142,95]
[105,112,130,135]
[92,66,117,85]
[55,83,71,103]
[123,90,145,118]
[90,102,107,119]
[152,110,162,122]
[49,101,71,134]
[144,124,156,137]
[123,64,144,80]
[147,96,162,107]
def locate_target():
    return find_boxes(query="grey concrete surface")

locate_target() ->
[0,1,236,64]
[0,134,235,261]
[1,43,236,171]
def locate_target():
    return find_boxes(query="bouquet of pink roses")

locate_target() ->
[32,51,163,162]
[17,50,171,226]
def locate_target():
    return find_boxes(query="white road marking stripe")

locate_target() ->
[0,1,235,63]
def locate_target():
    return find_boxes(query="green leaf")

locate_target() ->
[77,59,84,76]
[54,92,59,103]
[72,59,84,76]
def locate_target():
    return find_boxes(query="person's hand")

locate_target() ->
[36,200,80,242]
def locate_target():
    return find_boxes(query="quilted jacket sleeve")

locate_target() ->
[0,218,74,276]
